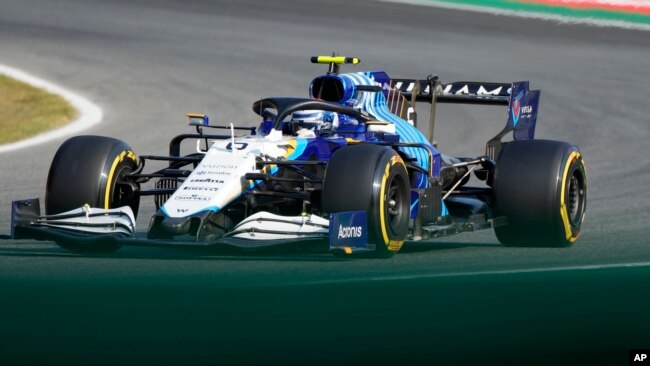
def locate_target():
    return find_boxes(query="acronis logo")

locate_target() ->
[329,211,368,250]
[338,225,363,239]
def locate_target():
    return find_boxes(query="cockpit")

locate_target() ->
[252,98,369,138]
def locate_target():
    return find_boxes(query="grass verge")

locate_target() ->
[0,74,76,144]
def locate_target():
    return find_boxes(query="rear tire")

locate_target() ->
[493,140,587,247]
[46,135,140,253]
[322,144,410,258]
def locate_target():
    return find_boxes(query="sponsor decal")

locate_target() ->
[174,194,210,201]
[183,186,219,192]
[507,82,539,139]
[511,90,524,126]
[225,142,248,151]
[177,208,189,213]
[477,85,503,95]
[445,83,506,96]
[190,178,224,184]
[329,211,368,250]
[393,80,510,97]
[337,225,363,239]
[510,89,535,128]
[194,170,232,176]
[200,164,237,169]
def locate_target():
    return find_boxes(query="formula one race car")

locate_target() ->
[7,56,587,257]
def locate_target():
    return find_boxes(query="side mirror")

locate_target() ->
[187,113,209,126]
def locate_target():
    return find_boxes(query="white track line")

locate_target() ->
[276,261,650,287]
[382,0,650,31]
[0,64,103,153]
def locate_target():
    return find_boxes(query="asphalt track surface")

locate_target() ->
[1,0,649,364]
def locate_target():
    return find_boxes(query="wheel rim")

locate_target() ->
[386,174,407,235]
[110,164,134,208]
[566,168,586,227]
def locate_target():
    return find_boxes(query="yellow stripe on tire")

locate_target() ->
[379,155,405,252]
[104,150,137,209]
[559,151,583,243]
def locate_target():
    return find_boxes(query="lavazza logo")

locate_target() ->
[338,225,362,239]
[190,178,224,184]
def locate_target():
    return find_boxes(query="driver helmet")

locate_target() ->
[291,110,340,134]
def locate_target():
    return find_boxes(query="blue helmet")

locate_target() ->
[291,110,359,131]
[291,110,339,133]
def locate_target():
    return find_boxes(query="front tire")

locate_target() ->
[322,144,410,258]
[493,140,587,247]
[46,135,140,253]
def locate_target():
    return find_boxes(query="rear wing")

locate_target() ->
[391,77,540,160]
[392,79,511,105]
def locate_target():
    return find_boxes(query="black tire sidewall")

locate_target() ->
[46,135,138,215]
[493,140,586,246]
[45,135,139,253]
[322,144,410,256]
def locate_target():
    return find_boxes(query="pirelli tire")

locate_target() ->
[493,139,587,247]
[322,144,410,258]
[45,135,140,253]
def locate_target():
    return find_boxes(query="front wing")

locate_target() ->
[6,199,501,253]
[7,199,331,252]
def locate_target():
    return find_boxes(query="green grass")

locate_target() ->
[0,74,76,144]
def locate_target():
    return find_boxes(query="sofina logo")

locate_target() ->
[175,194,210,201]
